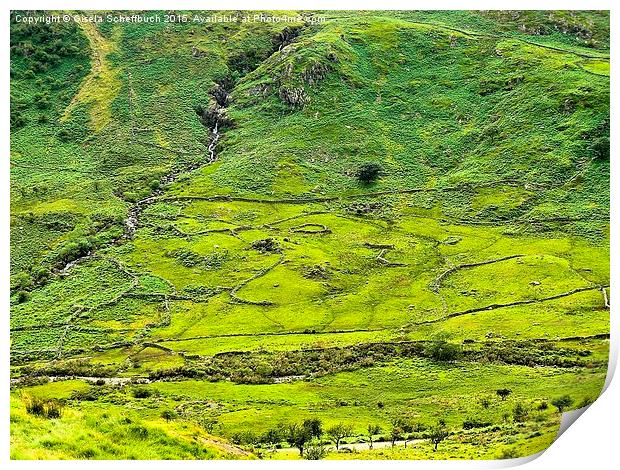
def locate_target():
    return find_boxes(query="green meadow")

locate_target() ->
[10,10,609,460]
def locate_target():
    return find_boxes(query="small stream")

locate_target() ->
[11,375,150,386]
[55,92,228,274]
[124,118,223,239]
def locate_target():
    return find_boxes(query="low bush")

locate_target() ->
[21,393,63,419]
[463,418,491,430]
[131,388,152,399]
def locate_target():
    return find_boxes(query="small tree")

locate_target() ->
[429,421,449,452]
[551,395,574,413]
[287,423,311,457]
[356,162,382,184]
[390,423,403,448]
[367,423,381,449]
[390,417,413,447]
[303,418,323,439]
[496,389,512,401]
[261,427,282,445]
[327,423,353,450]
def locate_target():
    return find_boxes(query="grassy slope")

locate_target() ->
[10,381,249,460]
[10,10,610,460]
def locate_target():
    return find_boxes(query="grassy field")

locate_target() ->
[10,10,609,460]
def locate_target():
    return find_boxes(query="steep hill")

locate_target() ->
[10,10,610,460]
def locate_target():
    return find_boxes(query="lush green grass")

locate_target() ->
[144,358,604,433]
[12,357,605,459]
[10,10,609,460]
[10,389,249,459]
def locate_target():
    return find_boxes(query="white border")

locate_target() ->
[2,1,617,468]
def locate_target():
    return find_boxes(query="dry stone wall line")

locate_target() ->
[289,223,331,234]
[229,255,285,306]
[431,254,525,293]
[414,284,608,325]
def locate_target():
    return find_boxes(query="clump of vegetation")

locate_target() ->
[303,439,327,460]
[346,202,383,215]
[551,395,574,413]
[463,418,491,430]
[57,238,93,264]
[424,336,462,362]
[356,162,382,185]
[302,264,330,279]
[169,248,228,269]
[587,118,610,161]
[498,447,520,459]
[161,410,177,422]
[250,238,280,253]
[131,388,153,399]
[21,394,63,419]
[512,402,529,423]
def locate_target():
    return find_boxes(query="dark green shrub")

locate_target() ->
[57,238,92,264]
[356,162,382,184]
[424,339,461,362]
[16,290,30,304]
[251,238,280,253]
[261,428,283,444]
[131,388,152,399]
[129,425,149,439]
[463,418,491,430]
[11,272,34,291]
[512,402,529,423]
[161,410,177,422]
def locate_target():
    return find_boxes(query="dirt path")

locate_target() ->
[10,375,148,386]
[199,437,252,458]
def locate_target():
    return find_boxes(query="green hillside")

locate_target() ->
[10,10,609,460]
